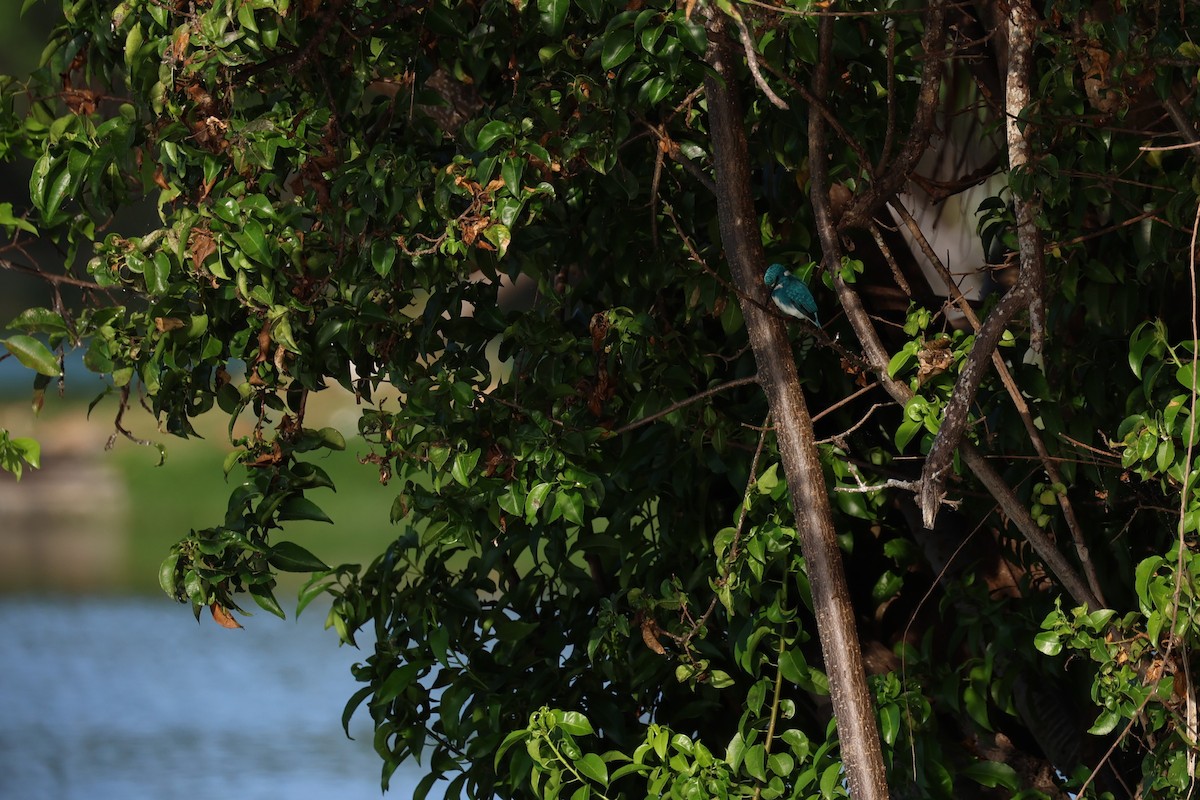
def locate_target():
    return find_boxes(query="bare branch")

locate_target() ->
[890,196,1108,604]
[729,9,789,110]
[916,281,1029,525]
[1004,0,1047,355]
[0,258,112,291]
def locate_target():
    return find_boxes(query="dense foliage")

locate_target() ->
[4,0,1200,797]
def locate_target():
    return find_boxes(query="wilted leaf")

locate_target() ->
[209,602,243,629]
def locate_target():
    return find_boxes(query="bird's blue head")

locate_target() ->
[764,263,787,288]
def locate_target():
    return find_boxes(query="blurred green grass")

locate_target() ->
[2,383,404,600]
[116,430,403,597]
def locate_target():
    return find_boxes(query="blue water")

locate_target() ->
[0,596,426,800]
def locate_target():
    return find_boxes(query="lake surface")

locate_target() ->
[0,595,426,799]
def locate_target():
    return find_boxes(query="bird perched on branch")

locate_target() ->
[764,263,819,326]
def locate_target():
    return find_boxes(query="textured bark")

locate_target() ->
[703,15,891,800]
[1004,0,1047,357]
[916,282,1029,527]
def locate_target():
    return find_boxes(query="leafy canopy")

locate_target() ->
[4,0,1200,798]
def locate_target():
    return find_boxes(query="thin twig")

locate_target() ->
[751,631,788,800]
[876,20,898,178]
[730,9,789,110]
[817,402,890,444]
[838,0,948,230]
[0,258,111,291]
[811,381,883,424]
[835,477,921,495]
[608,375,760,436]
[866,220,913,296]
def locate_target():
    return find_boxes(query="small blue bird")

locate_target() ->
[764,263,819,326]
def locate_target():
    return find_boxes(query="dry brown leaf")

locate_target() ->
[641,617,666,655]
[155,317,185,333]
[189,228,216,271]
[210,602,243,629]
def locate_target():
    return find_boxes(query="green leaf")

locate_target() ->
[10,437,40,470]
[960,761,1018,790]
[0,202,37,234]
[249,583,286,619]
[756,463,780,494]
[501,157,526,195]
[1128,321,1160,378]
[1032,630,1062,656]
[525,481,553,520]
[744,744,766,781]
[124,21,144,69]
[1088,708,1121,736]
[2,335,60,376]
[879,703,900,746]
[767,752,795,777]
[475,120,513,152]
[559,711,595,736]
[342,685,373,738]
[575,753,608,785]
[371,238,397,277]
[159,551,180,595]
[777,648,808,685]
[146,251,171,295]
[1177,363,1197,392]
[537,0,568,36]
[7,307,65,333]
[639,76,671,106]
[483,223,511,258]
[268,540,330,572]
[819,762,843,798]
[297,574,334,617]
[894,417,922,453]
[674,17,707,53]
[558,489,585,525]
[231,218,272,264]
[601,29,635,69]
[314,427,346,451]
[277,495,333,523]
[498,483,525,516]
[451,449,481,486]
[41,156,73,221]
[963,683,990,730]
[495,728,530,767]
[870,569,902,603]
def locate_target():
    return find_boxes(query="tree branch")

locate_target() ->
[1004,0,1047,355]
[771,13,892,800]
[0,257,111,291]
[839,0,948,231]
[608,375,760,436]
[809,17,1098,610]
[890,196,1107,605]
[916,281,1029,526]
[702,11,890,798]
